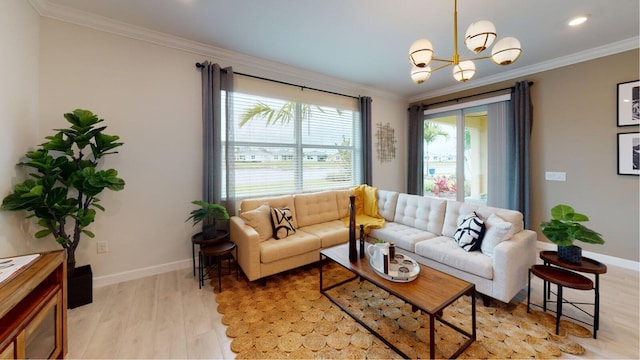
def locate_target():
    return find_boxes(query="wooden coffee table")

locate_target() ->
[320,243,476,359]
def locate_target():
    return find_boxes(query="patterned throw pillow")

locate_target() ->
[454,212,486,252]
[271,207,296,239]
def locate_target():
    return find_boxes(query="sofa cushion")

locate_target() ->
[480,213,515,257]
[377,190,399,221]
[394,194,446,234]
[442,201,480,237]
[475,206,524,234]
[260,230,321,264]
[242,195,298,228]
[294,191,339,227]
[271,207,296,239]
[300,220,349,248]
[239,203,272,242]
[415,236,493,280]
[369,222,436,253]
[454,212,486,252]
[335,188,352,219]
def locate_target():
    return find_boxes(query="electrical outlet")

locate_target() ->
[545,171,566,181]
[97,241,108,254]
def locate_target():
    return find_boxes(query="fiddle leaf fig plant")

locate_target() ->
[540,204,605,247]
[1,109,125,274]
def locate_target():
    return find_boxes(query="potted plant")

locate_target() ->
[540,204,605,263]
[186,200,229,239]
[1,109,124,308]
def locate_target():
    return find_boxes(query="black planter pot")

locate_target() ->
[557,245,582,264]
[68,264,93,309]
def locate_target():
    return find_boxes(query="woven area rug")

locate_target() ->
[214,262,591,359]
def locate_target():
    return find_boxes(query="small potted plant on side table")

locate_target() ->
[186,200,230,239]
[540,204,605,263]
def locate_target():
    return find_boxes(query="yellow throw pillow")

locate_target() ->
[363,185,379,217]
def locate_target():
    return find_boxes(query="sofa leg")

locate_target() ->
[261,278,267,287]
[479,294,491,306]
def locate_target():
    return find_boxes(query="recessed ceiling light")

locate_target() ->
[568,15,590,26]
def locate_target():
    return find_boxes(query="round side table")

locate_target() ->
[537,250,607,338]
[199,240,238,291]
[191,230,229,277]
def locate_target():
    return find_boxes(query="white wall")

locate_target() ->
[0,0,43,257]
[371,97,406,193]
[34,18,407,281]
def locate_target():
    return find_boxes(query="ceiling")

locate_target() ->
[39,0,639,101]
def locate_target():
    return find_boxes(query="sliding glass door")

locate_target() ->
[424,106,488,204]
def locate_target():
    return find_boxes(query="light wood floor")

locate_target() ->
[67,260,640,359]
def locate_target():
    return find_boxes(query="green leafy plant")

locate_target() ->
[186,200,230,239]
[540,204,605,247]
[1,109,125,273]
[375,238,387,244]
[185,200,230,225]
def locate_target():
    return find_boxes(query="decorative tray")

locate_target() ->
[369,253,420,282]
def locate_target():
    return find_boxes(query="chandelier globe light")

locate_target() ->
[408,0,521,84]
[411,65,432,84]
[452,60,476,82]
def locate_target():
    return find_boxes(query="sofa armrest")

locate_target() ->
[491,229,537,303]
[230,216,262,281]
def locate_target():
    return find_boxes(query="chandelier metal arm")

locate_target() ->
[408,0,521,84]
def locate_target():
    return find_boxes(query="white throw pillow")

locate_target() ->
[480,213,515,257]
[239,203,272,242]
[454,212,485,252]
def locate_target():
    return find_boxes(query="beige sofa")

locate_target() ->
[230,188,537,303]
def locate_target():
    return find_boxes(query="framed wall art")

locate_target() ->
[617,80,639,127]
[617,132,639,176]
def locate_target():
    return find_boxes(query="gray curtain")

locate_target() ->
[199,61,235,221]
[360,96,373,185]
[407,105,424,195]
[507,81,533,227]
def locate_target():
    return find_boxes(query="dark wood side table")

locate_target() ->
[199,240,238,290]
[528,251,607,338]
[191,230,229,277]
[527,265,593,336]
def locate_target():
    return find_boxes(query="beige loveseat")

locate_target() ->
[230,188,537,303]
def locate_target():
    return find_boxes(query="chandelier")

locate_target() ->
[408,0,522,84]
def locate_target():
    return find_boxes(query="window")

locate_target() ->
[222,85,362,199]
[423,95,509,207]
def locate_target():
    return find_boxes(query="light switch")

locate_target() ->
[545,171,566,181]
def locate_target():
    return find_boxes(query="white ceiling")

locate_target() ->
[39,0,639,101]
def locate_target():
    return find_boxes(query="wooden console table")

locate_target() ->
[0,251,67,359]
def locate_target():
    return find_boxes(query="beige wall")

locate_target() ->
[0,0,44,257]
[2,16,406,278]
[414,50,640,262]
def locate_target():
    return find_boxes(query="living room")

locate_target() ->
[1,0,638,358]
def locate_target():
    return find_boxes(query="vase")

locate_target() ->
[349,195,357,262]
[558,245,582,264]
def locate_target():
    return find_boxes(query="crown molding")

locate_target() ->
[409,36,640,103]
[28,0,401,101]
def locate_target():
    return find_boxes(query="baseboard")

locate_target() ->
[92,244,638,288]
[536,241,639,271]
[93,258,192,288]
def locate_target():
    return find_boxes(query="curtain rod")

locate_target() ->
[414,81,534,110]
[195,62,360,100]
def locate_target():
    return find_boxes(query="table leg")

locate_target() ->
[543,278,547,312]
[192,243,196,277]
[556,285,563,335]
[527,268,531,313]
[429,313,435,359]
[594,273,599,338]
